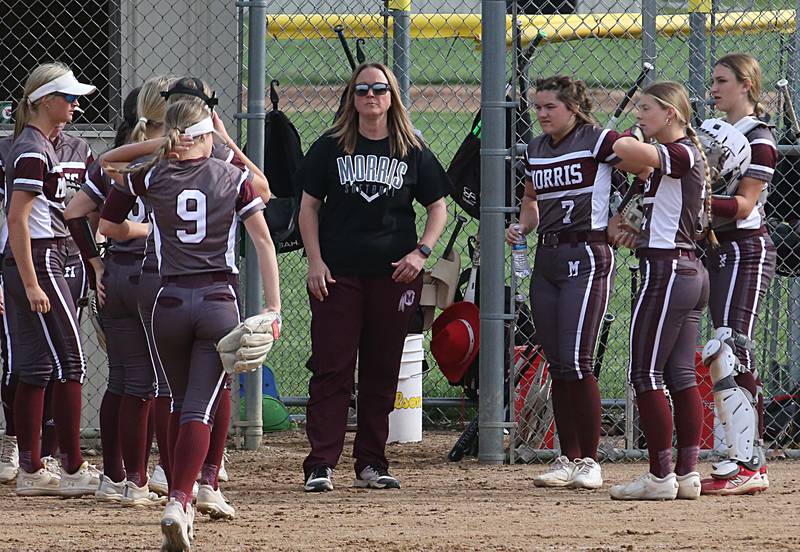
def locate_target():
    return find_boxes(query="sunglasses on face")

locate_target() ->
[354,82,390,97]
[53,92,80,103]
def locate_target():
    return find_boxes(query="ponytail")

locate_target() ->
[686,125,719,248]
[13,101,32,139]
[129,117,149,144]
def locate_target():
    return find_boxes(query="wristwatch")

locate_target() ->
[416,243,432,258]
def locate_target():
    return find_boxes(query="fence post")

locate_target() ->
[243,0,268,450]
[478,0,507,465]
[390,0,412,107]
[688,0,709,123]
[642,0,657,84]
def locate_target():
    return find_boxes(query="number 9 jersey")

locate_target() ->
[101,157,264,276]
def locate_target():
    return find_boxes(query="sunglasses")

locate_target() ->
[53,92,80,103]
[354,82,390,97]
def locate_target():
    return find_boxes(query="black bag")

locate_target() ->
[261,80,304,253]
[764,387,800,446]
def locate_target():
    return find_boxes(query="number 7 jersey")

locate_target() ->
[524,124,621,234]
[101,156,264,276]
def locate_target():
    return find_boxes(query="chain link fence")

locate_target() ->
[1,0,799,462]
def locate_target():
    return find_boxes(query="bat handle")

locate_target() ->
[777,79,800,138]
[442,215,467,259]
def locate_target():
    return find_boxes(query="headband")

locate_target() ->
[184,117,214,138]
[160,80,218,111]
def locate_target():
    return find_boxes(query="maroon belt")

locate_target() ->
[713,226,767,243]
[636,248,697,261]
[538,230,607,247]
[161,271,237,288]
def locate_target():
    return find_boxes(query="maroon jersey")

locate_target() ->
[0,136,12,251]
[715,118,777,231]
[525,124,621,234]
[4,126,69,241]
[101,157,263,276]
[139,144,246,271]
[82,160,147,255]
[637,138,705,250]
[52,132,93,257]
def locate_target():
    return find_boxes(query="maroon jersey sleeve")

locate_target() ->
[101,184,139,224]
[235,170,264,220]
[81,162,109,207]
[656,142,695,178]
[744,128,777,182]
[11,153,48,194]
[593,128,622,164]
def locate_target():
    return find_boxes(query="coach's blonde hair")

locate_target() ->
[124,100,213,175]
[535,75,597,126]
[330,62,422,158]
[15,62,72,138]
[643,81,718,247]
[129,75,174,143]
[716,53,764,117]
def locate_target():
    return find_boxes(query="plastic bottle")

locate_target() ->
[511,225,532,279]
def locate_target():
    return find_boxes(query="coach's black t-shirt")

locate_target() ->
[299,133,449,277]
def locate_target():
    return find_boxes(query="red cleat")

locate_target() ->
[759,465,769,491]
[700,466,765,496]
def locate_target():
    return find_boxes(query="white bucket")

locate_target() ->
[388,334,424,444]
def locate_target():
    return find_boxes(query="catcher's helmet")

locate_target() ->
[698,118,752,195]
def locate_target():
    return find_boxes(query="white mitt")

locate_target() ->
[216,311,282,374]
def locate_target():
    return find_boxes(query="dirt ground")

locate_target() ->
[1,431,798,552]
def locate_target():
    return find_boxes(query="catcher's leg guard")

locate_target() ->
[702,327,760,478]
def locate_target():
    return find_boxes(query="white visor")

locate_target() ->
[184,117,214,138]
[28,72,96,103]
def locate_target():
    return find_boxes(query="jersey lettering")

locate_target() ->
[530,163,584,191]
[336,154,408,201]
[176,189,207,244]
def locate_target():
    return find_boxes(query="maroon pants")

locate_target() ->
[138,267,170,399]
[2,239,85,386]
[529,242,615,380]
[629,253,709,395]
[101,253,154,399]
[706,233,776,372]
[152,276,239,425]
[303,274,422,477]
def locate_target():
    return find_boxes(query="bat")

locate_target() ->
[776,78,800,140]
[606,62,654,130]
[442,215,467,259]
[593,312,615,379]
[356,38,366,64]
[333,24,356,71]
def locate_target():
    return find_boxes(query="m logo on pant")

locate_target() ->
[568,260,580,278]
[398,290,416,312]
[719,254,727,269]
[65,266,77,278]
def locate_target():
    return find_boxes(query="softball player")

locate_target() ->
[700,53,777,495]
[3,62,100,497]
[99,99,279,550]
[0,136,18,483]
[506,76,623,490]
[100,77,267,511]
[66,79,170,507]
[608,81,710,500]
[298,63,448,493]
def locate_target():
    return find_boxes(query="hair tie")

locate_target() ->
[138,117,148,124]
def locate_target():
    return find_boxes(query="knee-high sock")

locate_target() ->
[118,395,152,486]
[53,380,84,474]
[636,390,673,478]
[569,376,601,460]
[166,409,182,490]
[14,382,45,473]
[551,376,580,460]
[99,391,125,482]
[154,396,172,472]
[1,374,17,437]
[201,387,231,490]
[40,381,57,458]
[170,421,211,510]
[671,386,702,476]
[144,403,155,471]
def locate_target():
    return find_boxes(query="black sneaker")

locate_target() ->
[354,465,400,489]
[304,466,333,492]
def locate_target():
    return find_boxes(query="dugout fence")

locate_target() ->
[1,0,799,462]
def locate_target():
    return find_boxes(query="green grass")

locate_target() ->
[265,33,792,89]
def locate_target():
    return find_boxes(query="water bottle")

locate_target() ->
[511,225,532,279]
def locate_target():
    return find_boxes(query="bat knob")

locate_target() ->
[777,78,789,88]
